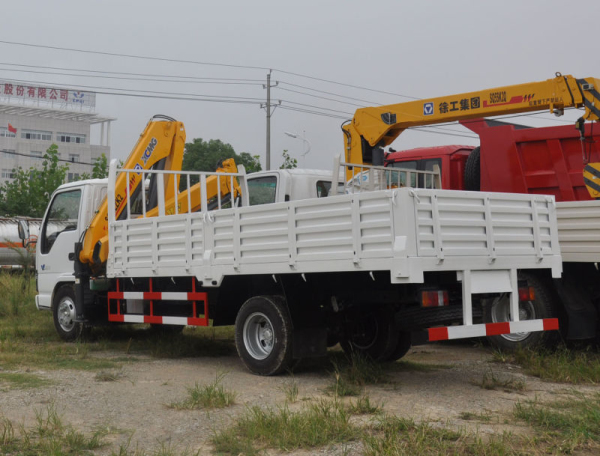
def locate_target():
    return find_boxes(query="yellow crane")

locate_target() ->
[342,73,600,195]
[79,115,240,270]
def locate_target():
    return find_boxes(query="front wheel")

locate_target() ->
[235,296,294,376]
[484,272,558,350]
[53,285,86,342]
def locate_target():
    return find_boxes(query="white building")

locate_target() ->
[0,82,114,185]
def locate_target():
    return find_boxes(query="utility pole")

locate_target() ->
[262,71,280,170]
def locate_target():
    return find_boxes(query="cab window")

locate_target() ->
[40,189,81,254]
[248,176,277,206]
[316,180,345,197]
[388,161,418,187]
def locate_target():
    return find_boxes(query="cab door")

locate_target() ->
[36,188,83,309]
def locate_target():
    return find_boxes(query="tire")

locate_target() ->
[340,309,399,361]
[53,285,86,342]
[464,147,481,191]
[484,272,559,350]
[235,295,294,376]
[385,331,412,362]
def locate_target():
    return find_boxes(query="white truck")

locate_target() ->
[33,156,561,375]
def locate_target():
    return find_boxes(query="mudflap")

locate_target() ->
[293,328,327,359]
[554,275,598,340]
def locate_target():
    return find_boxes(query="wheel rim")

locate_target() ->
[57,296,76,332]
[490,294,536,342]
[243,312,275,360]
[349,315,379,350]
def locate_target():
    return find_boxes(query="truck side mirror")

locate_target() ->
[17,220,30,247]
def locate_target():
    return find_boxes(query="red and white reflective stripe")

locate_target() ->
[108,314,201,326]
[428,318,559,342]
[108,291,205,301]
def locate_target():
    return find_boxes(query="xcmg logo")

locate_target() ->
[141,138,158,165]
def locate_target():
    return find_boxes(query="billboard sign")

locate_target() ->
[0,81,96,108]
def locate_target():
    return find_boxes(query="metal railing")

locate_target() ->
[329,155,441,195]
[107,159,248,223]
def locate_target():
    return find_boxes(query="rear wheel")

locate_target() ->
[464,147,481,191]
[340,309,399,361]
[235,295,294,376]
[385,331,412,362]
[53,285,87,342]
[484,272,559,350]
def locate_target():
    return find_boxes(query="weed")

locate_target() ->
[363,414,519,455]
[281,377,299,403]
[0,404,106,454]
[169,373,236,410]
[472,369,526,392]
[212,399,360,455]
[95,369,125,382]
[458,411,493,422]
[347,395,381,415]
[494,346,600,384]
[326,352,392,397]
[387,360,451,373]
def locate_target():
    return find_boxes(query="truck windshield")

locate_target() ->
[40,189,81,254]
[248,176,277,205]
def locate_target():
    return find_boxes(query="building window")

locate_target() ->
[21,129,52,141]
[31,151,43,158]
[57,132,86,144]
[68,154,80,163]
[67,172,80,182]
[0,127,16,138]
[1,169,15,179]
[2,149,16,158]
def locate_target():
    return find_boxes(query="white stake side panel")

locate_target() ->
[106,188,562,284]
[556,200,600,262]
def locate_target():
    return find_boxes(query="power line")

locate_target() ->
[0,61,264,82]
[0,40,270,72]
[1,148,97,166]
[0,39,420,100]
[278,81,380,105]
[0,65,264,86]
[275,86,365,108]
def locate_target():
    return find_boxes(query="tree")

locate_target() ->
[280,150,298,169]
[238,152,262,174]
[0,144,69,217]
[80,153,109,180]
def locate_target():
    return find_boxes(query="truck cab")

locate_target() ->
[246,168,342,205]
[385,145,473,190]
[35,179,107,311]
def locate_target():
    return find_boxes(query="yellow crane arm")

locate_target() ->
[343,74,600,167]
[79,115,186,266]
[145,158,241,217]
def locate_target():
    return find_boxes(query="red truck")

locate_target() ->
[386,119,600,349]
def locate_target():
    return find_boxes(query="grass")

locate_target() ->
[387,360,452,373]
[169,373,236,410]
[0,273,236,373]
[362,415,520,456]
[326,352,392,397]
[472,369,526,393]
[0,404,106,455]
[493,346,600,384]
[95,369,126,382]
[458,411,493,422]
[0,372,53,390]
[514,392,600,453]
[347,395,382,415]
[211,399,361,455]
[280,377,299,403]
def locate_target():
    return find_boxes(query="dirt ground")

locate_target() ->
[1,342,598,455]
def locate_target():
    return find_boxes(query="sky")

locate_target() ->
[1,0,599,171]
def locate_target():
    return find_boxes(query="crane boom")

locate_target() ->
[343,73,600,167]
